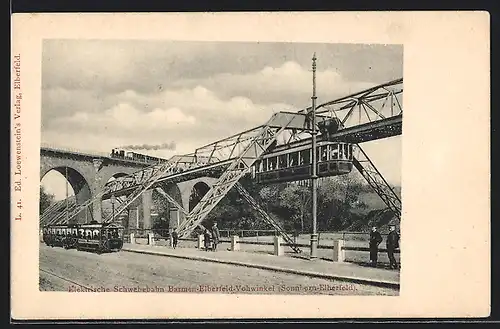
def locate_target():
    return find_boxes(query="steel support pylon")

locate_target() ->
[352,146,401,219]
[177,114,299,238]
[235,183,302,253]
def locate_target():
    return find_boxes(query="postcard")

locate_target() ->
[11,11,490,320]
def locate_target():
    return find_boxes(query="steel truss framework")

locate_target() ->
[41,78,403,251]
[290,78,403,219]
[153,182,301,252]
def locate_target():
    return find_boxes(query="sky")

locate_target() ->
[40,40,403,199]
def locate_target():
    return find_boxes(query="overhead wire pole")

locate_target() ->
[310,53,318,260]
[65,167,69,224]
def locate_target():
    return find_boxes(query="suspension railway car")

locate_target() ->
[253,116,354,184]
[253,141,354,184]
[42,222,124,254]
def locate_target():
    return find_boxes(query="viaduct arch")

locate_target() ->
[40,147,218,230]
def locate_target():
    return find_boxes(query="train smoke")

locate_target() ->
[119,142,176,151]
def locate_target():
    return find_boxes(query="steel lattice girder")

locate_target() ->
[235,183,302,253]
[101,114,291,224]
[46,159,180,225]
[352,148,401,218]
[177,114,300,237]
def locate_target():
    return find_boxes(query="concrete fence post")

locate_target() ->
[333,239,345,262]
[231,235,240,251]
[197,234,204,249]
[130,233,135,245]
[274,235,284,256]
[40,229,44,243]
[169,234,174,248]
[147,233,155,246]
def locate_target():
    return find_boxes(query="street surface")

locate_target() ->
[40,244,397,295]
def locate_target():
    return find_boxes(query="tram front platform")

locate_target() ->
[121,242,400,289]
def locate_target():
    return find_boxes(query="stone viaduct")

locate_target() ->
[40,147,217,230]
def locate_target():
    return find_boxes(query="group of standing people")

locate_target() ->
[369,224,400,269]
[169,221,221,251]
[172,222,220,251]
[204,221,220,252]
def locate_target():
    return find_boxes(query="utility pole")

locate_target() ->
[310,53,318,259]
[65,167,69,224]
[111,194,116,224]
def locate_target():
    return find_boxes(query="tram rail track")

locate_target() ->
[39,268,94,291]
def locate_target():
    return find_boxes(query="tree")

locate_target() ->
[315,174,368,231]
[278,183,310,233]
[39,186,55,215]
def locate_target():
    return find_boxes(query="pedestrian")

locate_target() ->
[387,224,400,269]
[171,228,179,249]
[203,229,212,252]
[211,221,220,252]
[369,226,383,267]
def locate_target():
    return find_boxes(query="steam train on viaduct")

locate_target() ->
[110,149,169,164]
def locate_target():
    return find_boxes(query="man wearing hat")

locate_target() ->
[211,221,220,252]
[386,224,400,269]
[369,226,383,267]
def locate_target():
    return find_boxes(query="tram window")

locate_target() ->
[268,157,277,170]
[254,160,261,173]
[320,146,328,162]
[289,152,298,167]
[331,144,339,160]
[348,144,353,159]
[300,150,311,165]
[344,144,348,160]
[339,144,344,159]
[112,229,119,238]
[278,155,287,168]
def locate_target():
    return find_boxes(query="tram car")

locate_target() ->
[254,141,354,184]
[63,223,80,249]
[76,222,125,254]
[43,224,68,247]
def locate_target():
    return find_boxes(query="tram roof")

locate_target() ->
[261,140,348,158]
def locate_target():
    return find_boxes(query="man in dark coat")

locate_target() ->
[387,225,400,269]
[171,228,179,249]
[369,226,383,267]
[203,229,212,252]
[211,221,220,251]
